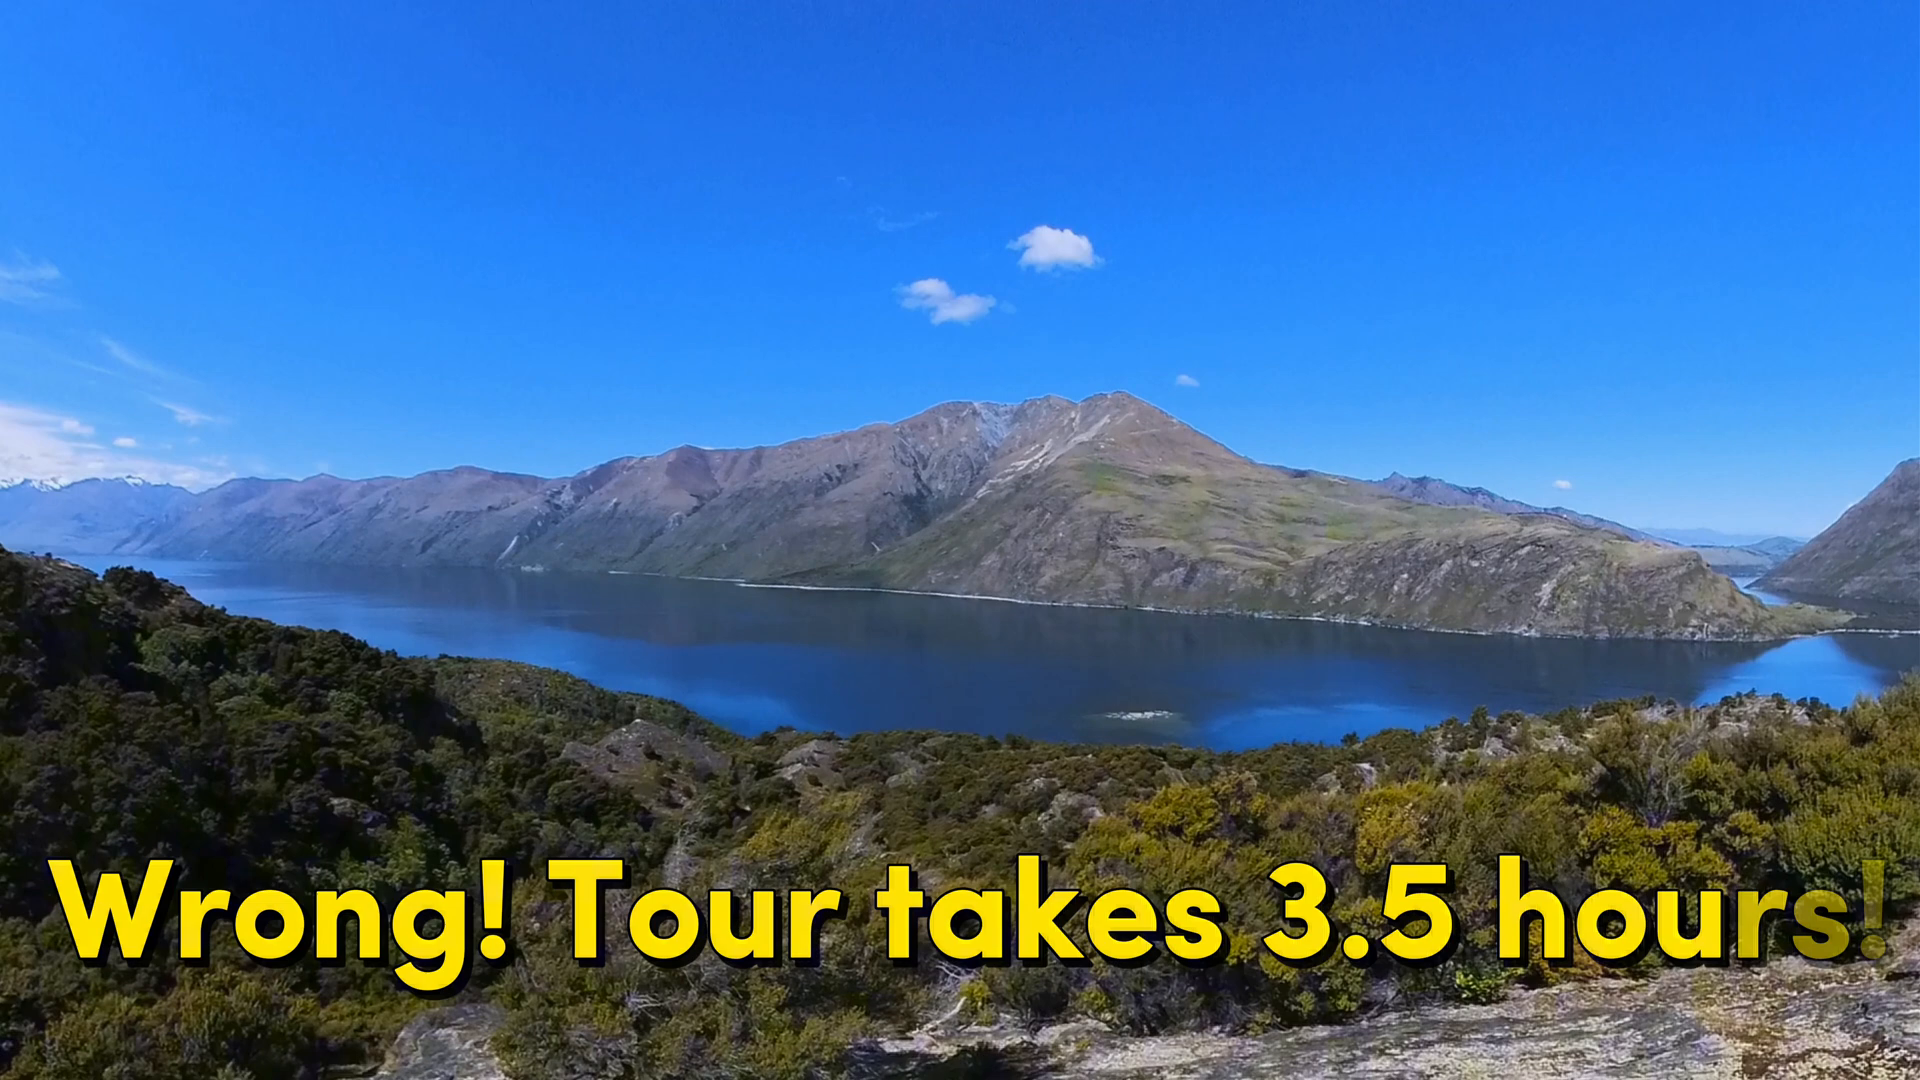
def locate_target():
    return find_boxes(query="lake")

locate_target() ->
[67,556,1920,751]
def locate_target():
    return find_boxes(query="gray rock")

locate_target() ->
[563,717,731,783]
[1038,791,1103,840]
[371,1005,507,1080]
[777,737,844,787]
[1013,776,1063,807]
[328,796,388,830]
[887,753,928,788]
[859,960,1920,1078]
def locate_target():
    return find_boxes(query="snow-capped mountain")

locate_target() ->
[0,477,195,554]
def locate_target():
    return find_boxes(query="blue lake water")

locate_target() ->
[67,556,1920,750]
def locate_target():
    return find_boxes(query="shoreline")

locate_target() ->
[723,578,1911,641]
[47,549,1920,640]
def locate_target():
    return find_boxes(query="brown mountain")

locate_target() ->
[98,393,1837,638]
[1760,459,1920,607]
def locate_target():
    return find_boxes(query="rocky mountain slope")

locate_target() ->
[1761,459,1920,607]
[12,393,1838,639]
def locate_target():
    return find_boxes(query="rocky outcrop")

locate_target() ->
[853,956,1920,1079]
[370,1005,507,1080]
[1762,459,1920,608]
[356,959,1920,1079]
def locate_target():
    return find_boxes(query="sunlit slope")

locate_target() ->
[800,395,1838,639]
[130,392,1837,638]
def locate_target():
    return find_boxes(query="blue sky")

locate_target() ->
[0,1,1913,537]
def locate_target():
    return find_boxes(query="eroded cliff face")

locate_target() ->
[111,392,1825,638]
[1763,460,1920,609]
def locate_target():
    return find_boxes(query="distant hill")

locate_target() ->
[1368,473,1665,543]
[1760,459,1920,607]
[0,477,197,555]
[1652,527,1791,548]
[1369,478,1812,575]
[1683,537,1807,575]
[1,393,1837,639]
[1747,536,1808,560]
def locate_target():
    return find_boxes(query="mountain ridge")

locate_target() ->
[1369,475,1810,574]
[0,392,1840,640]
[1366,472,1665,543]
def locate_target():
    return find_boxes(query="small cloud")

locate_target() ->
[898,278,997,325]
[1553,479,1574,491]
[0,254,64,305]
[100,336,175,379]
[112,436,138,448]
[1174,374,1200,388]
[59,417,95,436]
[1009,225,1101,271]
[155,399,221,427]
[869,207,939,233]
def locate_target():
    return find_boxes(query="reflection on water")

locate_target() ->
[70,557,1920,750]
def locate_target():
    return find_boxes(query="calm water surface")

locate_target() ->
[70,557,1920,750]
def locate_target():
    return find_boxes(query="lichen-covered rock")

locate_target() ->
[777,737,843,787]
[1038,790,1103,842]
[563,716,732,786]
[371,1005,507,1080]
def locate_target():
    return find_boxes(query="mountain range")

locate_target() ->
[0,476,197,554]
[0,392,1847,639]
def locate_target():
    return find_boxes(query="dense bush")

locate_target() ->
[0,548,1915,1077]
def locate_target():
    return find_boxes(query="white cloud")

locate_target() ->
[112,436,138,448]
[1009,225,1101,271]
[100,336,174,379]
[0,400,232,490]
[1553,479,1574,491]
[0,254,63,305]
[898,278,997,325]
[155,399,221,427]
[1174,374,1200,388]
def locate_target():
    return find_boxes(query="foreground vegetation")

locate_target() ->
[0,547,1914,1078]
